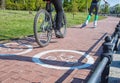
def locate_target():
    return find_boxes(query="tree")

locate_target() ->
[4,0,92,12]
[63,0,72,12]
[104,4,110,14]
[115,4,120,14]
[100,3,110,14]
[35,0,45,11]
[71,0,78,19]
[1,0,5,9]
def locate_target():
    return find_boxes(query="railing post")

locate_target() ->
[116,21,120,27]
[114,27,120,51]
[101,36,113,83]
[101,62,110,83]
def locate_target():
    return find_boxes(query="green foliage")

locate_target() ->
[3,0,92,12]
[4,0,46,10]
[27,0,36,10]
[63,0,92,12]
[71,0,78,19]
[114,4,120,14]
[100,4,110,14]
[63,0,72,12]
[71,0,78,13]
[35,0,46,11]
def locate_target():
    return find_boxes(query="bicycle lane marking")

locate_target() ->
[0,42,33,56]
[32,50,95,70]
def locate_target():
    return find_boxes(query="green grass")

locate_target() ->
[66,12,105,27]
[0,10,105,41]
[0,10,35,40]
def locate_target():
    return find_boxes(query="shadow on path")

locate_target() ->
[55,33,107,83]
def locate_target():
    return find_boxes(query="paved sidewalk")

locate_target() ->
[0,17,119,83]
[109,52,120,83]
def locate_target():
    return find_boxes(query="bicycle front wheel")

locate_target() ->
[34,9,52,47]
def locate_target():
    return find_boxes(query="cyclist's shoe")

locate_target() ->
[80,23,87,28]
[55,30,63,38]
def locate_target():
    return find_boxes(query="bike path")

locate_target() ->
[0,17,119,83]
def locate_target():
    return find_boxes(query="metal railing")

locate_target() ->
[88,21,120,83]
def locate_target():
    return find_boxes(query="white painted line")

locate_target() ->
[32,50,95,70]
[15,44,33,55]
[0,43,33,56]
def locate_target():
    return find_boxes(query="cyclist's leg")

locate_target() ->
[51,0,63,38]
[46,2,52,21]
[52,0,63,30]
[93,4,99,28]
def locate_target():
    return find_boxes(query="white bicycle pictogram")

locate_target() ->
[45,53,78,64]
[32,50,95,70]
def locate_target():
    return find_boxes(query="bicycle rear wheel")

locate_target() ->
[34,9,52,47]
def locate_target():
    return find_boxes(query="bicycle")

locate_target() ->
[33,0,67,47]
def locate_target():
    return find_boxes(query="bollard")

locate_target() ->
[102,36,113,65]
[102,36,113,53]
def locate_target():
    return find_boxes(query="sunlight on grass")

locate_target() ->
[0,10,36,40]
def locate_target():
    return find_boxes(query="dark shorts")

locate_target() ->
[89,3,99,15]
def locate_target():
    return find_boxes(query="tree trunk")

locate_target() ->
[1,0,5,10]
[23,0,26,4]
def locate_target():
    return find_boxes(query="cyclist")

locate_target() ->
[43,0,64,38]
[81,0,108,28]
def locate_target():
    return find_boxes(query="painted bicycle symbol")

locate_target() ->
[45,53,78,64]
[32,50,94,70]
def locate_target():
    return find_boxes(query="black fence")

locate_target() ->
[87,21,120,83]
